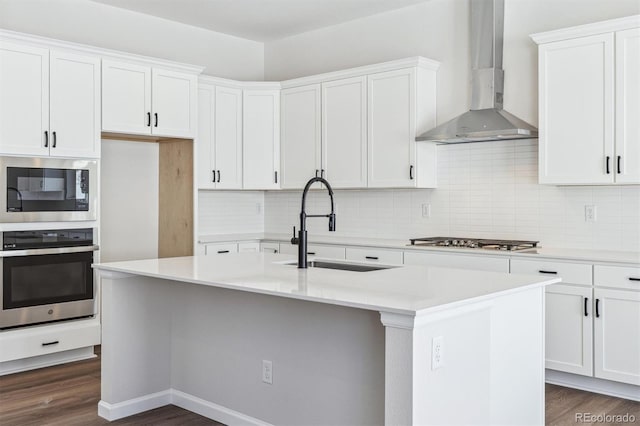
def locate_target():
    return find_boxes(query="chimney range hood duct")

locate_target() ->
[416,0,538,143]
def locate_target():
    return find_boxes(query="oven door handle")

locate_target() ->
[0,245,99,257]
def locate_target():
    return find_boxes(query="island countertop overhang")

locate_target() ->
[93,253,560,316]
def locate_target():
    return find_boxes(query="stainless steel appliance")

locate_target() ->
[0,228,98,329]
[409,237,538,251]
[1,156,97,223]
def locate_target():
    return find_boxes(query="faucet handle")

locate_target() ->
[328,213,336,232]
[291,226,299,245]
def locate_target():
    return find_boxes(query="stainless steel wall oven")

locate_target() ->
[1,156,97,223]
[0,228,98,329]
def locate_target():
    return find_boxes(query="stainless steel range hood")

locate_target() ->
[416,0,537,143]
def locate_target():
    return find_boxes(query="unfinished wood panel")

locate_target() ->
[158,139,193,258]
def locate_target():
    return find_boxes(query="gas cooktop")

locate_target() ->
[409,237,539,251]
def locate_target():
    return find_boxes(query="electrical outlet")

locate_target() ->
[585,205,597,222]
[432,336,444,370]
[421,203,431,218]
[262,360,273,384]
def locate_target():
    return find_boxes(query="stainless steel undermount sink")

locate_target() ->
[283,260,396,272]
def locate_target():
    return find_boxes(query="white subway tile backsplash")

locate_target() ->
[198,190,264,235]
[263,139,640,251]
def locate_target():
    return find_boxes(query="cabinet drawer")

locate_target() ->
[511,259,592,285]
[204,243,238,255]
[594,265,640,290]
[345,247,403,265]
[261,242,280,254]
[238,242,260,253]
[404,251,509,272]
[307,245,346,260]
[0,320,100,363]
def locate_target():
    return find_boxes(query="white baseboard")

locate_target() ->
[0,347,95,376]
[98,390,171,421]
[546,369,640,402]
[98,389,272,425]
[171,389,272,426]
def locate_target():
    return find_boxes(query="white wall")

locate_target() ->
[0,0,264,80]
[263,0,640,252]
[100,140,159,262]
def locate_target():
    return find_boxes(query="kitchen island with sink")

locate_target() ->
[94,253,559,425]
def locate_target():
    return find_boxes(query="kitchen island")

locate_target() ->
[94,253,559,425]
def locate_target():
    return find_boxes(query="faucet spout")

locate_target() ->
[295,176,336,268]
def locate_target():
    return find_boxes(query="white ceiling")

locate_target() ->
[89,0,428,42]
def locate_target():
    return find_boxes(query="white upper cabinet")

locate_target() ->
[197,84,216,189]
[49,51,101,158]
[280,84,322,189]
[0,41,100,158]
[243,88,280,190]
[615,27,640,184]
[214,86,243,189]
[102,60,197,139]
[533,16,640,185]
[321,76,367,188]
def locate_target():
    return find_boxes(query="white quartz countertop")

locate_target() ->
[198,233,640,265]
[94,253,559,316]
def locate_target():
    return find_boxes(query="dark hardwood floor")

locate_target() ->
[1,347,638,425]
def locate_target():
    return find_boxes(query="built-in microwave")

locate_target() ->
[0,156,97,223]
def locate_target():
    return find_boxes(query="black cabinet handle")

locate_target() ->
[617,156,622,174]
[629,277,640,282]
[307,252,316,255]
[217,170,221,183]
[52,131,57,148]
[595,298,600,318]
[409,165,414,180]
[606,156,611,174]
[365,256,379,260]
[44,131,49,147]
[212,170,216,182]
[584,297,589,317]
[42,340,59,347]
[154,113,158,127]
[538,270,558,275]
[217,250,229,254]
[275,171,278,184]
[147,112,151,127]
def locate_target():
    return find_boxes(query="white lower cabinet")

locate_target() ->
[260,242,280,254]
[238,242,260,253]
[279,243,346,260]
[545,284,594,376]
[345,247,403,264]
[204,242,238,256]
[403,251,509,272]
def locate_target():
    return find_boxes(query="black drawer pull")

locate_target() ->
[595,298,600,318]
[217,250,230,254]
[606,156,611,174]
[307,252,316,255]
[42,340,59,347]
[629,277,640,282]
[538,270,558,275]
[617,156,622,174]
[409,165,414,180]
[365,256,379,260]
[584,297,588,317]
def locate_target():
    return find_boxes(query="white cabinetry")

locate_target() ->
[102,60,197,138]
[368,68,437,188]
[0,42,100,158]
[403,251,509,272]
[197,82,243,189]
[280,84,322,189]
[243,88,280,189]
[533,16,640,185]
[322,77,368,188]
[345,247,403,265]
[593,264,640,385]
[511,259,594,376]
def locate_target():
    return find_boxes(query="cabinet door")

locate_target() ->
[197,84,216,189]
[594,288,640,385]
[214,86,243,189]
[280,85,322,189]
[152,68,197,138]
[204,243,238,256]
[368,68,416,188]
[615,28,640,184]
[102,60,151,135]
[49,51,100,158]
[322,77,367,188]
[538,34,614,184]
[545,284,593,376]
[0,41,49,156]
[243,89,280,190]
